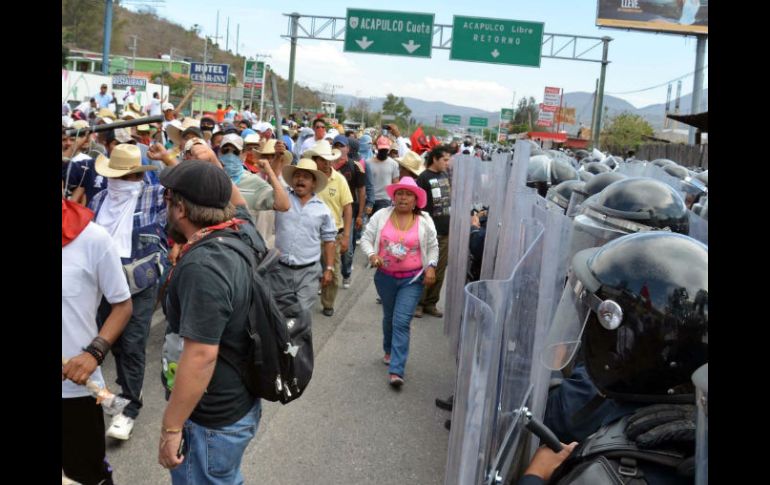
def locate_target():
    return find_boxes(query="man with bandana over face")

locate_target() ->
[88,144,168,442]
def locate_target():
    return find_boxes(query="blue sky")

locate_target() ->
[126,0,708,112]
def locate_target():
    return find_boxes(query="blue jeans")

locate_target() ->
[374,271,424,378]
[341,205,367,279]
[97,283,158,419]
[171,400,261,485]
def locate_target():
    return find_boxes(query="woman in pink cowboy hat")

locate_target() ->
[359,176,439,388]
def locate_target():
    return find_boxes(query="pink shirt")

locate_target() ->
[378,216,422,272]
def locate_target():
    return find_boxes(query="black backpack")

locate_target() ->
[197,231,314,404]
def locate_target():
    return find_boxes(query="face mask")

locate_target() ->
[219,154,243,184]
[376,148,389,161]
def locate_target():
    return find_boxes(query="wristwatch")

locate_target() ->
[325,266,334,272]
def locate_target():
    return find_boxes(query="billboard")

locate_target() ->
[556,107,576,125]
[596,0,708,35]
[112,75,147,90]
[190,63,230,84]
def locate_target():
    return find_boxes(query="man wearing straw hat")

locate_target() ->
[269,159,337,315]
[303,140,353,317]
[395,150,426,180]
[88,144,168,442]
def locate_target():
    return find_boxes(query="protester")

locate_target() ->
[359,176,438,387]
[156,161,264,483]
[414,145,452,318]
[224,104,237,122]
[395,150,425,180]
[301,118,328,154]
[62,199,133,485]
[369,135,401,213]
[270,159,337,314]
[215,103,226,123]
[303,140,352,317]
[387,124,409,158]
[331,135,367,289]
[148,92,163,117]
[95,84,115,109]
[88,144,166,441]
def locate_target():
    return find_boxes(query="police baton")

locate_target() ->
[520,406,563,452]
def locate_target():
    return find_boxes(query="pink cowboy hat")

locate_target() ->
[386,176,427,209]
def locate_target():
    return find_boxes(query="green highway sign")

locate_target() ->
[344,9,434,58]
[469,117,488,127]
[500,108,514,121]
[242,60,265,102]
[442,114,461,125]
[450,16,544,67]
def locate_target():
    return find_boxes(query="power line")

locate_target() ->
[606,65,708,95]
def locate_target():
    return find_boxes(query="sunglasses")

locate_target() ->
[220,146,240,156]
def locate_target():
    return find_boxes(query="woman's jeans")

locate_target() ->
[374,271,424,377]
[171,400,262,485]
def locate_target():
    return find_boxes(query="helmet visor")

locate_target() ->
[540,275,590,370]
[568,214,628,259]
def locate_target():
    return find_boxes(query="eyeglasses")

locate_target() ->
[220,146,241,156]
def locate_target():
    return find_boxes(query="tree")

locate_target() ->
[513,96,539,130]
[600,112,654,151]
[381,93,412,132]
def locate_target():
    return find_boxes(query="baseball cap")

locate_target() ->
[254,121,273,133]
[376,136,391,150]
[159,160,232,209]
[221,122,238,135]
[332,135,349,147]
[162,102,175,111]
[221,134,244,151]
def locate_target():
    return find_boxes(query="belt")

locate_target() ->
[378,267,422,279]
[279,260,317,270]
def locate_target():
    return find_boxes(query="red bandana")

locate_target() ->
[177,218,246,260]
[62,200,94,247]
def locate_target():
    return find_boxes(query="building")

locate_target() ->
[65,48,191,79]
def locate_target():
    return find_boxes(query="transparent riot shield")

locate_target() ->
[445,218,544,485]
[479,152,514,281]
[616,161,688,199]
[692,364,708,485]
[688,210,709,246]
[444,155,507,353]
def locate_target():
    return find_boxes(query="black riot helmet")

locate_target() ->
[651,158,678,168]
[583,177,690,233]
[582,161,611,175]
[574,149,591,161]
[542,232,708,403]
[664,164,707,202]
[568,177,690,258]
[583,172,628,197]
[578,170,594,182]
[546,180,585,211]
[527,155,579,197]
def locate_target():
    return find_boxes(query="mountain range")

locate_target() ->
[334,89,708,132]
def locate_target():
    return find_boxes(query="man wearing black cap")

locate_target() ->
[156,160,265,483]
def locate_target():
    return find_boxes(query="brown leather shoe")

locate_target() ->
[423,307,443,318]
[413,306,423,318]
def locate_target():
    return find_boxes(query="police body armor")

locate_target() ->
[549,414,691,485]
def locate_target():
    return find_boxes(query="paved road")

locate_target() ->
[102,250,457,484]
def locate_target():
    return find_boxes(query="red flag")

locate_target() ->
[410,125,430,154]
[429,135,440,149]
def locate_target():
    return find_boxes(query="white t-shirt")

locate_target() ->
[149,98,162,117]
[396,136,409,158]
[62,222,131,399]
[300,136,325,155]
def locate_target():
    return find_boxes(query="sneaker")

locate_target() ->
[389,374,404,388]
[106,413,134,441]
[444,419,451,430]
[413,306,423,318]
[342,278,351,289]
[423,307,444,318]
[383,354,391,365]
[435,395,454,411]
[322,308,334,317]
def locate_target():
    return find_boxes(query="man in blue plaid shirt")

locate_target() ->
[88,143,168,442]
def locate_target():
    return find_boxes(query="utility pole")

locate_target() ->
[236,24,240,56]
[215,10,220,44]
[101,0,114,74]
[226,17,230,52]
[674,79,682,131]
[201,37,208,115]
[591,36,612,149]
[664,83,672,129]
[689,35,707,145]
[128,35,138,74]
[287,12,300,115]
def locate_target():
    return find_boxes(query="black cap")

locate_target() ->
[222,122,238,135]
[159,160,232,209]
[182,126,203,139]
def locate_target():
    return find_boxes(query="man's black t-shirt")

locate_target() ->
[163,206,260,427]
[336,159,365,204]
[416,169,451,235]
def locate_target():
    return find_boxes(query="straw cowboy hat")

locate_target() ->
[258,139,293,165]
[95,144,158,178]
[121,102,144,120]
[165,120,184,147]
[283,158,328,192]
[395,150,425,177]
[302,140,341,161]
[386,176,427,209]
[96,108,117,121]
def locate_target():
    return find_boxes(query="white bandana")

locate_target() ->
[96,179,143,258]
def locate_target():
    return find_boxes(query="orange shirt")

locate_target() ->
[215,109,225,123]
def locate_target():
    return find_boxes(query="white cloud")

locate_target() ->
[267,43,361,89]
